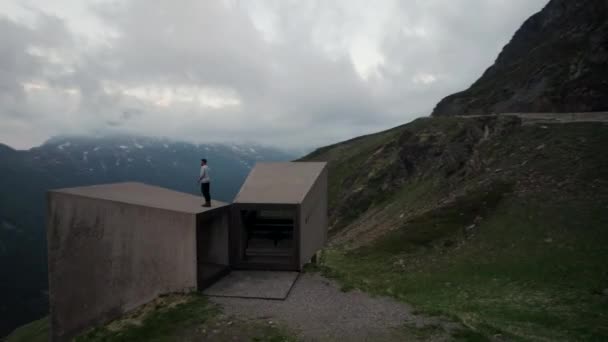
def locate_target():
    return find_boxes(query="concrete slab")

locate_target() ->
[203,271,299,300]
[51,182,228,214]
[234,162,327,204]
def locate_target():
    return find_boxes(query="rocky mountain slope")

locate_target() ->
[432,0,608,116]
[302,115,608,339]
[0,135,296,337]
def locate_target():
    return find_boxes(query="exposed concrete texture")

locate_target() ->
[47,182,229,341]
[53,182,226,214]
[234,162,327,204]
[299,167,328,268]
[197,211,231,289]
[198,213,230,266]
[203,271,299,299]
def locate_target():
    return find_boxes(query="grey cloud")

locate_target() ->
[0,0,549,150]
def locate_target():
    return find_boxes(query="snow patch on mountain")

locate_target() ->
[58,142,71,150]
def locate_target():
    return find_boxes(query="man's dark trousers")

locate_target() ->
[201,182,211,204]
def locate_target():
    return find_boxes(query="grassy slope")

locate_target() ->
[4,317,48,342]
[5,294,295,342]
[303,116,608,340]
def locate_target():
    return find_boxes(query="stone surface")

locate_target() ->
[203,271,299,300]
[212,273,449,341]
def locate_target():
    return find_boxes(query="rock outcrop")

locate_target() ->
[432,0,608,116]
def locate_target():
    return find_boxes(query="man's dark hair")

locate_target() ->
[201,158,207,163]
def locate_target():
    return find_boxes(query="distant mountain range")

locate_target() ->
[0,135,298,336]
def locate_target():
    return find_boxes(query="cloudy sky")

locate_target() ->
[0,0,548,150]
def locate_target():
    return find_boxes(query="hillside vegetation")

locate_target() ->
[5,294,295,342]
[302,115,608,340]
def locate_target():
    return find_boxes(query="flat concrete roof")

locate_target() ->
[50,182,228,214]
[234,162,327,204]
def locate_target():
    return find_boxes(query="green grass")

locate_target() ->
[305,118,608,340]
[302,121,406,231]
[317,193,608,341]
[301,118,608,340]
[6,295,296,342]
[302,115,524,234]
[4,317,49,342]
[78,294,296,342]
[75,295,219,342]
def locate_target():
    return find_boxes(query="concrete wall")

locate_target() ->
[228,205,246,267]
[197,210,230,266]
[47,192,197,341]
[299,166,328,268]
[196,209,231,288]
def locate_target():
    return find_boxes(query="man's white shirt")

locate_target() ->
[200,165,210,183]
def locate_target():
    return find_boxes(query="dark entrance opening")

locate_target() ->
[241,209,295,262]
[231,205,299,270]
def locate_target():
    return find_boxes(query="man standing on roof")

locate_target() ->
[199,158,211,207]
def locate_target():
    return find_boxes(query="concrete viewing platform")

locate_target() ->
[47,163,329,341]
[51,182,228,214]
[47,181,231,341]
[203,270,299,300]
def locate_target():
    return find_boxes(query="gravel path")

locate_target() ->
[210,273,448,341]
